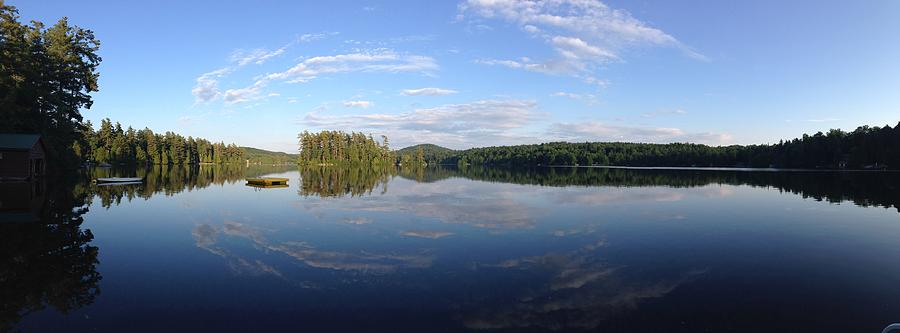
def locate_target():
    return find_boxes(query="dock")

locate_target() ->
[245,177,289,186]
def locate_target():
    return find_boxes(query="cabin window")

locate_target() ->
[0,152,3,159]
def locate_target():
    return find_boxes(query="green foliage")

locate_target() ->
[240,147,298,165]
[0,2,101,168]
[297,130,395,166]
[81,118,243,165]
[396,144,456,166]
[444,123,900,170]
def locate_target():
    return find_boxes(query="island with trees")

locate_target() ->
[297,130,395,167]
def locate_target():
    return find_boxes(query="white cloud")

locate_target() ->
[343,100,373,108]
[191,67,231,103]
[551,91,582,99]
[231,46,288,66]
[228,32,338,66]
[193,38,294,104]
[299,99,539,148]
[223,80,266,105]
[548,121,733,145]
[551,91,601,105]
[475,57,574,75]
[194,49,435,105]
[475,58,526,69]
[263,50,438,84]
[401,87,459,96]
[461,0,707,83]
[299,31,339,43]
[551,36,617,61]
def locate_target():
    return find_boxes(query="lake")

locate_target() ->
[3,165,900,332]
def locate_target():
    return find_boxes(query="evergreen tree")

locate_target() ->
[0,2,101,169]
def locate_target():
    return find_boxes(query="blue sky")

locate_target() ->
[16,0,900,152]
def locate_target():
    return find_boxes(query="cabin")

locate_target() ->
[0,134,47,180]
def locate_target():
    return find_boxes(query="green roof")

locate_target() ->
[0,134,41,150]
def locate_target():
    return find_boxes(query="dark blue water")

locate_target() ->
[3,166,900,332]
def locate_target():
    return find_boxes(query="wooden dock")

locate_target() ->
[245,177,289,186]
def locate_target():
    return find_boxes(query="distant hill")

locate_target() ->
[240,147,298,165]
[396,144,457,165]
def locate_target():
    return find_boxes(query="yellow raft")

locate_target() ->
[245,177,289,186]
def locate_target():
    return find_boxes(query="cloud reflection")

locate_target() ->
[191,223,285,278]
[192,221,433,275]
[468,241,706,330]
[270,241,433,273]
[297,179,543,230]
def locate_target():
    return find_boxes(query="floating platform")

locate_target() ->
[245,177,289,186]
[95,177,144,184]
[246,184,290,189]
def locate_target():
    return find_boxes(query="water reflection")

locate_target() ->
[87,164,295,207]
[467,241,706,330]
[0,179,100,332]
[298,166,393,198]
[74,165,900,213]
[7,165,900,332]
[407,166,900,211]
[192,220,433,275]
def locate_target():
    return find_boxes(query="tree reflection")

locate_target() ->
[398,166,900,212]
[298,166,394,198]
[0,178,100,332]
[86,164,294,208]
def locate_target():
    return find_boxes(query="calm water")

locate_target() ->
[3,165,900,332]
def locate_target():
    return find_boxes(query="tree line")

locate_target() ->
[444,123,900,169]
[76,118,243,165]
[297,130,395,166]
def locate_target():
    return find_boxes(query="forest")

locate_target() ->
[442,123,900,170]
[76,118,243,165]
[297,130,395,166]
